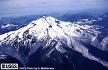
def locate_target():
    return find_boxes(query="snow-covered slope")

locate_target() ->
[0,16,108,67]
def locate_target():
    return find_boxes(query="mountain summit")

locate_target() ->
[0,16,108,67]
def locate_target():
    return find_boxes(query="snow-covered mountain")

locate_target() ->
[1,24,18,29]
[0,24,20,34]
[0,16,108,67]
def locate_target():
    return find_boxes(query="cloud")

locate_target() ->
[0,0,108,16]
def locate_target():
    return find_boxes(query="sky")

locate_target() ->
[0,0,108,17]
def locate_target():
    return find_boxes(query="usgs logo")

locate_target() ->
[0,63,18,69]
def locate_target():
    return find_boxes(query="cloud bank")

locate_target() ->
[0,0,108,16]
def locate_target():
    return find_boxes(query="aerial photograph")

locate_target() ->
[0,0,108,70]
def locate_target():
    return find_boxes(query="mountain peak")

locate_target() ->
[30,16,60,27]
[0,16,108,67]
[41,16,56,21]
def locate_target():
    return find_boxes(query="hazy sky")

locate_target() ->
[0,0,108,17]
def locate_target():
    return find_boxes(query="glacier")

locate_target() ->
[0,16,108,67]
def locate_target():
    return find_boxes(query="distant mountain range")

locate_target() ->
[0,12,108,34]
[0,12,108,25]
